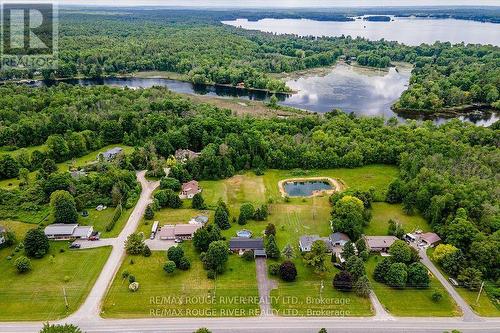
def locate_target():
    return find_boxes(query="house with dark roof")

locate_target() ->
[175,149,200,163]
[329,232,350,247]
[229,237,266,257]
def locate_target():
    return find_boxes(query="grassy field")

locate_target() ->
[0,220,37,239]
[102,244,259,318]
[427,248,500,317]
[365,256,460,317]
[365,203,430,236]
[0,241,111,321]
[78,206,134,238]
[0,144,48,157]
[0,144,134,190]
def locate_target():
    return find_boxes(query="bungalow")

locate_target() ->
[330,232,350,247]
[158,224,201,240]
[364,235,398,252]
[420,232,442,247]
[0,226,6,246]
[44,224,94,240]
[98,147,123,162]
[299,235,333,252]
[180,180,201,199]
[229,237,264,252]
[174,149,200,163]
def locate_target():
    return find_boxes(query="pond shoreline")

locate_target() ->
[392,103,499,119]
[278,177,345,198]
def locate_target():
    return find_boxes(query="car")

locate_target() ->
[333,263,344,270]
[150,233,155,240]
[69,243,81,249]
[89,232,100,241]
[174,238,183,243]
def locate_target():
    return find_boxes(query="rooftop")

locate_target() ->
[72,226,94,238]
[330,232,350,243]
[420,232,441,244]
[44,224,78,235]
[229,237,264,250]
[364,235,398,249]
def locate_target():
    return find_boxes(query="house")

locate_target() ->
[158,224,202,240]
[330,232,350,247]
[98,147,123,161]
[174,149,200,163]
[44,224,94,240]
[420,232,442,247]
[0,226,6,246]
[189,215,209,225]
[229,237,267,258]
[299,235,333,252]
[364,235,398,252]
[180,180,201,199]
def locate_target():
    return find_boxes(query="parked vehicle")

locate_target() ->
[150,232,155,240]
[69,243,81,249]
[174,238,183,243]
[89,231,100,241]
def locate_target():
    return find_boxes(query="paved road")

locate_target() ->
[255,258,277,317]
[418,247,481,322]
[66,171,159,322]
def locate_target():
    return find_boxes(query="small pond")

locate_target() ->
[283,180,333,197]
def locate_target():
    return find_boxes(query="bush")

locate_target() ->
[333,270,353,291]
[163,261,176,274]
[279,261,297,282]
[167,246,184,266]
[122,270,129,279]
[386,263,408,289]
[192,193,206,210]
[242,250,254,261]
[106,203,123,232]
[14,256,32,273]
[178,257,191,270]
[142,245,152,257]
[24,228,49,258]
[144,204,154,220]
[39,323,83,333]
[128,275,136,283]
[207,269,216,279]
[160,177,181,191]
[268,263,280,276]
[432,290,443,302]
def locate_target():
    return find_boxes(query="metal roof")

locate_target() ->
[44,224,78,236]
[229,237,264,250]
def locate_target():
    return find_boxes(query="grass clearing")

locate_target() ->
[365,255,460,316]
[365,203,430,236]
[102,244,259,318]
[78,206,134,238]
[427,248,500,317]
[0,241,111,321]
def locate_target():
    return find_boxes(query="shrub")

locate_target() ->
[279,261,297,282]
[178,257,191,270]
[142,245,152,257]
[163,261,176,274]
[333,270,353,291]
[386,262,408,288]
[407,262,430,288]
[265,223,276,236]
[125,233,145,255]
[167,246,184,266]
[354,275,372,298]
[39,323,83,333]
[129,282,139,292]
[242,250,254,261]
[160,177,181,191]
[14,256,32,273]
[144,204,154,220]
[207,269,216,279]
[106,203,123,232]
[121,270,130,279]
[128,275,136,283]
[373,257,392,283]
[268,263,280,276]
[24,228,49,258]
[192,193,206,210]
[431,290,443,302]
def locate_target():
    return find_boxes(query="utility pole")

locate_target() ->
[475,281,484,305]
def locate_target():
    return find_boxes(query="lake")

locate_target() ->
[283,180,333,197]
[222,16,500,46]
[26,66,499,126]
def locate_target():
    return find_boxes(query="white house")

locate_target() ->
[44,224,93,240]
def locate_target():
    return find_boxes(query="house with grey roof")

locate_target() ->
[229,237,266,258]
[330,232,350,247]
[189,215,209,225]
[364,235,398,252]
[44,224,94,240]
[98,147,123,162]
[299,235,333,252]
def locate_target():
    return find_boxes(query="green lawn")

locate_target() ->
[364,203,431,236]
[427,248,500,317]
[78,206,134,238]
[365,255,460,317]
[0,220,37,239]
[0,144,134,190]
[102,244,259,318]
[0,144,47,157]
[270,258,373,316]
[0,241,111,321]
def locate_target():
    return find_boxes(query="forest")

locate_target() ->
[0,8,498,112]
[0,83,498,281]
